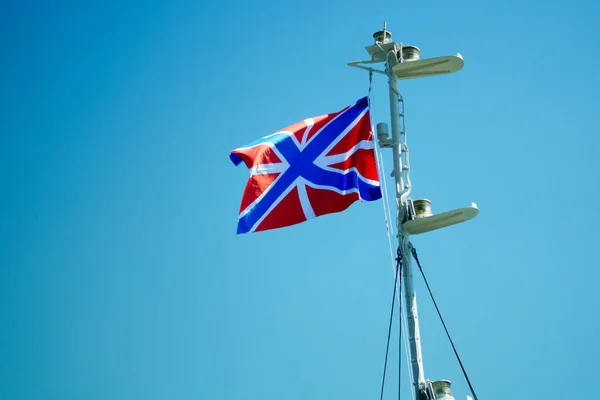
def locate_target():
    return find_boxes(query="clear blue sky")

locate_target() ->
[1,1,599,399]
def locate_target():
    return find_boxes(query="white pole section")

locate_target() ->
[387,69,404,206]
[401,236,425,397]
[387,60,426,398]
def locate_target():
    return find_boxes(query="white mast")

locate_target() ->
[349,24,479,400]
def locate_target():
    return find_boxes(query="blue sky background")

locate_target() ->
[1,1,599,399]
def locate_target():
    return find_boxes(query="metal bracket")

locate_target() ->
[347,60,387,74]
[378,138,396,148]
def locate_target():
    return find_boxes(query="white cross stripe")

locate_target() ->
[250,163,287,175]
[297,178,316,220]
[300,118,314,148]
[319,140,375,165]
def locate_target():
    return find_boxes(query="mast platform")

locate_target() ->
[403,203,479,235]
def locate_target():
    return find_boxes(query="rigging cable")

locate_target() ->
[371,78,397,275]
[397,251,402,400]
[376,143,415,398]
[410,246,480,400]
[380,248,403,400]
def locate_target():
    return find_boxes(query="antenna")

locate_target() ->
[348,25,478,400]
[373,22,392,44]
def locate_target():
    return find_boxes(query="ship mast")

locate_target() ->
[349,24,479,400]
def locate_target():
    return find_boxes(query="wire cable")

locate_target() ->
[410,246,480,400]
[380,249,403,400]
[397,250,403,400]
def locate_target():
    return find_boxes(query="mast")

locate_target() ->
[349,24,479,400]
[383,26,426,394]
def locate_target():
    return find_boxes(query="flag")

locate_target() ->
[230,97,381,234]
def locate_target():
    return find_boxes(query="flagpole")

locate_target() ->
[386,44,426,400]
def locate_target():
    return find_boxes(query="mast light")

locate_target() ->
[432,380,455,400]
